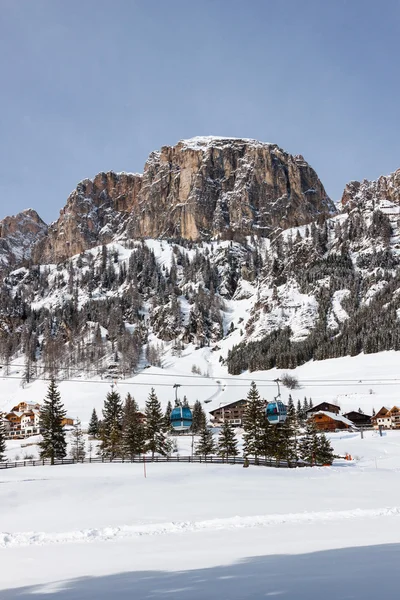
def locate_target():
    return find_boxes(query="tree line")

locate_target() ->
[0,379,333,467]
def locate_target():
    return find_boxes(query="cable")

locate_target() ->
[1,363,400,384]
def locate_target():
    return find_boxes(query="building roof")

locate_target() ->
[307,402,340,413]
[311,411,356,427]
[209,399,248,414]
[343,411,372,419]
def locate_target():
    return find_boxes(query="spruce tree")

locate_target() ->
[261,415,274,460]
[218,420,238,459]
[280,398,299,464]
[39,378,67,464]
[195,423,216,458]
[99,388,123,459]
[316,433,335,465]
[0,418,6,462]
[70,418,86,461]
[192,400,206,434]
[145,388,168,458]
[122,393,145,459]
[88,408,99,438]
[164,400,173,431]
[243,382,265,460]
[299,419,320,465]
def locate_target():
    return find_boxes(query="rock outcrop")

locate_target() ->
[33,171,142,263]
[0,209,47,268]
[341,169,400,211]
[32,137,334,263]
[127,137,334,241]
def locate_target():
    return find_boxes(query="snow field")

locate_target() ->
[2,429,400,597]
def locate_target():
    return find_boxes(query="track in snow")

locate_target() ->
[2,507,400,548]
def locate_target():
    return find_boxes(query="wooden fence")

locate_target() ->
[0,455,309,470]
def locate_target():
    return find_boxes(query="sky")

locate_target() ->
[1,0,399,223]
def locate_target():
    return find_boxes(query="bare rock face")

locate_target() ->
[34,171,142,263]
[341,169,400,211]
[32,137,334,263]
[127,137,334,240]
[0,209,47,267]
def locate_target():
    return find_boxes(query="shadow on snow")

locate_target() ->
[2,543,398,599]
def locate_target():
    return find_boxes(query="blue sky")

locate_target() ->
[1,0,399,223]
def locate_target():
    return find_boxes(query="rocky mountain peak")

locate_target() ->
[341,168,400,211]
[0,208,47,267]
[33,171,143,263]
[24,137,333,264]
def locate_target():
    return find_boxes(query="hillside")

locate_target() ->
[0,137,400,412]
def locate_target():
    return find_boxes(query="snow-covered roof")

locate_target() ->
[312,411,356,427]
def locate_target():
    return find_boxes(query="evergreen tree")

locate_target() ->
[316,433,335,465]
[195,424,216,458]
[39,378,67,464]
[296,399,302,418]
[164,400,173,431]
[243,382,265,460]
[122,393,145,459]
[260,414,274,460]
[218,420,238,459]
[191,400,206,433]
[269,425,287,463]
[299,419,320,465]
[0,418,6,462]
[70,418,86,461]
[145,388,168,458]
[279,398,299,464]
[99,387,123,459]
[88,408,99,438]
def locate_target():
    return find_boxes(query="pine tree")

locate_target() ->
[191,400,206,434]
[0,418,6,462]
[279,398,299,464]
[218,420,238,459]
[145,388,168,458]
[39,378,67,465]
[88,408,99,438]
[164,400,173,431]
[316,433,335,465]
[122,393,145,459]
[299,419,320,465]
[99,387,123,459]
[243,382,265,460]
[70,418,86,461]
[195,424,216,458]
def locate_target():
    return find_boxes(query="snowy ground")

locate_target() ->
[1,430,400,598]
[2,350,400,598]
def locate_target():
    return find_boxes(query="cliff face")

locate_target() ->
[33,171,142,263]
[127,137,334,240]
[341,169,400,211]
[0,209,47,267]
[31,137,334,263]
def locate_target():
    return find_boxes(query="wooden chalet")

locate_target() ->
[343,411,372,427]
[307,402,340,415]
[209,399,249,426]
[309,411,355,432]
[372,406,400,429]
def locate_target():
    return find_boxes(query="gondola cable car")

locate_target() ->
[170,383,193,431]
[266,378,287,425]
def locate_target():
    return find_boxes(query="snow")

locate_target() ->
[179,136,273,151]
[2,430,400,597]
